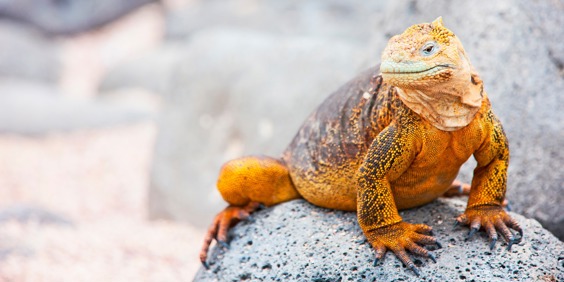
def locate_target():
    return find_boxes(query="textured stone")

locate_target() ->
[195,198,564,281]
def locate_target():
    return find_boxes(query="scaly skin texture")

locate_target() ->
[200,17,523,276]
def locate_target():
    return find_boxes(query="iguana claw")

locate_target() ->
[217,240,230,249]
[428,252,437,263]
[466,227,479,241]
[410,265,421,277]
[489,238,497,250]
[507,239,515,251]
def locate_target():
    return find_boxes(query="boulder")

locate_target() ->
[194,198,564,281]
[99,43,184,96]
[147,28,370,227]
[165,0,389,42]
[0,204,73,226]
[0,79,152,134]
[0,0,158,35]
[0,21,61,82]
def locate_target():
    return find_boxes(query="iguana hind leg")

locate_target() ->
[443,180,509,208]
[443,180,471,197]
[199,156,301,268]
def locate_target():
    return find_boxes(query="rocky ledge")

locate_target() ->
[195,198,563,281]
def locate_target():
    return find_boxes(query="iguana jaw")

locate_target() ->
[380,61,454,86]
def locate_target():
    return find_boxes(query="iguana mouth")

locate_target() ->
[380,61,453,75]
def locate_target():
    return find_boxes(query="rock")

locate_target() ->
[0,204,73,226]
[165,0,389,41]
[194,198,564,281]
[103,0,390,97]
[0,20,61,82]
[99,43,184,96]
[0,79,153,134]
[377,0,564,240]
[98,88,163,115]
[0,0,158,35]
[147,28,371,227]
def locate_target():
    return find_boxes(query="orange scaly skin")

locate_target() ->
[200,17,523,276]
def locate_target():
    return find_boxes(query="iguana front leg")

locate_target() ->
[456,112,523,250]
[357,123,439,276]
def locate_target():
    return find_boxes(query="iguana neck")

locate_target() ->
[395,81,483,131]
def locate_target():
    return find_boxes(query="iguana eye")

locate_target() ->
[420,41,438,56]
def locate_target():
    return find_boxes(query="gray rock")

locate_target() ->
[0,0,157,35]
[0,204,73,226]
[0,79,153,134]
[148,28,371,227]
[103,0,390,96]
[376,0,564,240]
[166,0,389,42]
[194,198,564,281]
[99,43,184,96]
[0,20,61,82]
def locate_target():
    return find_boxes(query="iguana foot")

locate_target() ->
[199,202,261,268]
[443,181,510,209]
[456,205,523,251]
[365,222,441,277]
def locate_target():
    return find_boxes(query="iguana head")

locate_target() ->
[380,17,477,90]
[379,17,484,131]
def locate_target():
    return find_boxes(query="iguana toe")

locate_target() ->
[365,222,438,276]
[457,205,523,252]
[466,227,479,241]
[199,202,261,268]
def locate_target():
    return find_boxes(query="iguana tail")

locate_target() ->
[200,155,301,268]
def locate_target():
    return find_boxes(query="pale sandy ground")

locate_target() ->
[0,3,206,281]
[0,123,206,282]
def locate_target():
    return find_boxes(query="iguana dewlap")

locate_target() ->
[199,17,523,276]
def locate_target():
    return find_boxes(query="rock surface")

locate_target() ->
[195,198,564,281]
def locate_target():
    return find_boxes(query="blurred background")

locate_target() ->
[0,0,561,281]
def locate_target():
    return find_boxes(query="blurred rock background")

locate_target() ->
[0,0,561,281]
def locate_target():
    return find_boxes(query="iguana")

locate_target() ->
[199,17,523,276]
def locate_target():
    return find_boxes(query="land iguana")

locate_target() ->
[199,17,523,276]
